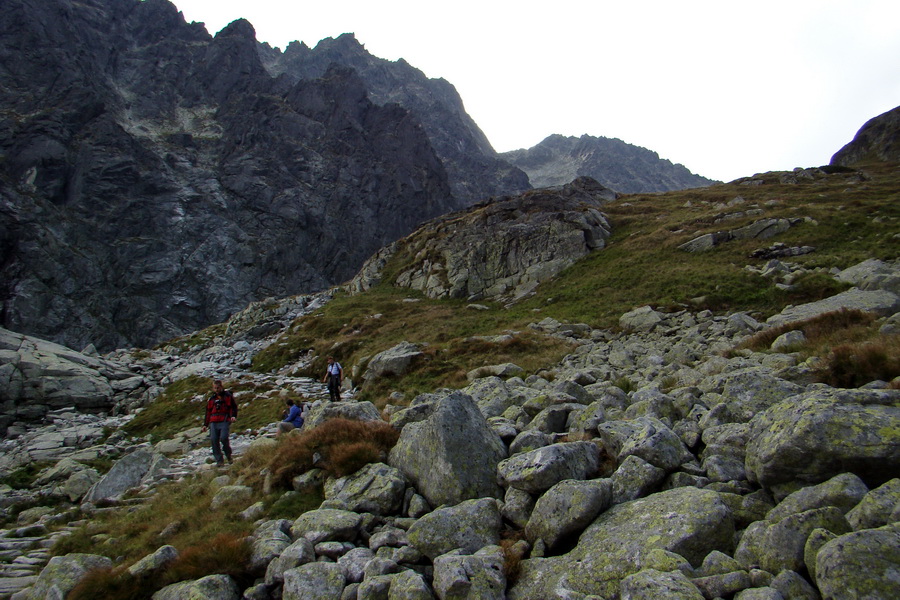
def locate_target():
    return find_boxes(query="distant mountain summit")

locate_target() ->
[501,134,717,193]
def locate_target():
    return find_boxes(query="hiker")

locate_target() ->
[201,379,237,466]
[277,399,305,437]
[323,356,343,401]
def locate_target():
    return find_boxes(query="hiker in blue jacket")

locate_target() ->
[277,399,305,437]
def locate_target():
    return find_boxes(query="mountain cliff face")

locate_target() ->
[0,0,462,351]
[261,33,531,204]
[501,134,717,193]
[831,105,900,167]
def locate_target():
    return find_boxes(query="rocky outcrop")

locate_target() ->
[348,177,615,301]
[830,104,900,167]
[501,133,717,193]
[0,327,149,432]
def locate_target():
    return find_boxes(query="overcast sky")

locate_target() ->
[170,0,899,182]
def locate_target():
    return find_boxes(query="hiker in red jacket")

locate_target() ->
[201,379,238,466]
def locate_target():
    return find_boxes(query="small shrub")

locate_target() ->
[326,441,383,478]
[68,567,148,600]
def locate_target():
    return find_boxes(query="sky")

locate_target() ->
[170,0,900,182]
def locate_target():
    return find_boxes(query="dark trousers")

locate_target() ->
[327,374,341,401]
[209,421,232,464]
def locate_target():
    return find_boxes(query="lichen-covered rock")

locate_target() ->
[846,478,900,530]
[389,391,506,507]
[814,525,900,600]
[210,485,254,510]
[127,544,179,577]
[745,389,900,489]
[598,417,691,472]
[282,562,346,600]
[290,508,364,544]
[508,487,735,599]
[249,520,292,572]
[765,473,869,523]
[28,553,112,600]
[619,568,704,599]
[387,569,435,599]
[322,462,407,515]
[152,574,240,600]
[497,441,600,494]
[769,569,820,600]
[610,455,667,504]
[432,546,506,600]
[407,498,502,560]
[264,537,316,587]
[82,448,170,504]
[525,478,612,549]
[303,401,383,429]
[364,342,423,382]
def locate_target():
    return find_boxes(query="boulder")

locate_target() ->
[82,448,170,504]
[303,401,383,429]
[407,498,502,560]
[264,537,316,587]
[498,441,600,494]
[766,288,900,327]
[432,546,506,600]
[598,417,691,472]
[508,487,735,599]
[620,306,665,332]
[290,508,364,544]
[364,342,423,381]
[846,478,900,530]
[619,568,704,599]
[28,553,113,600]
[128,545,179,578]
[152,574,241,600]
[745,389,900,488]
[282,562,346,600]
[322,462,407,515]
[815,525,900,600]
[389,391,506,507]
[525,479,612,549]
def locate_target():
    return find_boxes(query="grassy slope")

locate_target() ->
[250,162,899,405]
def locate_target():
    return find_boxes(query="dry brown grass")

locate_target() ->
[268,418,400,488]
[817,337,900,388]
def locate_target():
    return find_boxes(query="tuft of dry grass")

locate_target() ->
[738,308,877,352]
[817,337,900,388]
[68,533,252,600]
[268,418,400,488]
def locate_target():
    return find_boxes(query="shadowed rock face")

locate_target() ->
[0,0,460,350]
[831,105,900,167]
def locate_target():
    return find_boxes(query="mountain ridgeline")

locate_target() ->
[1,0,714,352]
[502,134,718,193]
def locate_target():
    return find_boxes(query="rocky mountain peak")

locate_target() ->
[502,133,717,194]
[831,105,900,167]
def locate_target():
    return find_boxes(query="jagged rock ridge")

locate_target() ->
[502,133,717,193]
[261,33,531,204]
[0,0,461,351]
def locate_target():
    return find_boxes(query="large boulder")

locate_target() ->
[282,563,346,600]
[363,341,423,381]
[814,525,900,600]
[745,389,900,489]
[389,391,506,507]
[152,574,240,600]
[82,448,171,504]
[498,441,600,494]
[27,553,113,600]
[508,487,735,599]
[303,401,382,429]
[525,479,612,550]
[322,462,407,515]
[407,498,503,560]
[432,546,506,600]
[766,288,900,327]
